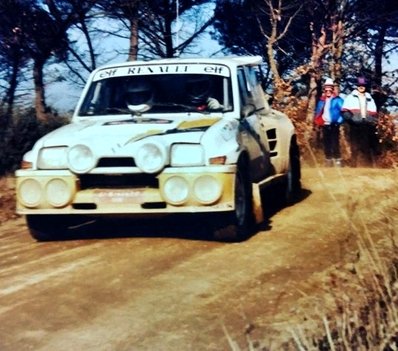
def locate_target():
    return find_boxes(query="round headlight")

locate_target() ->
[19,179,42,208]
[67,144,96,173]
[163,176,189,205]
[45,178,72,207]
[135,143,166,173]
[193,175,222,204]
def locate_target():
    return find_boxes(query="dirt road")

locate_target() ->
[0,167,397,351]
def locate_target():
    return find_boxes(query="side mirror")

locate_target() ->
[240,104,256,118]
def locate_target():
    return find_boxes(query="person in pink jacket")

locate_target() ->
[341,77,379,166]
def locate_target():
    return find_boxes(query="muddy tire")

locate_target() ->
[26,215,81,241]
[213,164,254,242]
[285,138,301,204]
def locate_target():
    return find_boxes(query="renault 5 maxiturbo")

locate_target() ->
[16,56,301,241]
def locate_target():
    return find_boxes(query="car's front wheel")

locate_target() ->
[26,215,84,241]
[213,164,254,242]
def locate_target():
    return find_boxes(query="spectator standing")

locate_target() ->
[341,77,378,166]
[314,78,344,167]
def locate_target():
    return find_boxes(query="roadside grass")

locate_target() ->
[224,152,398,351]
[287,211,398,351]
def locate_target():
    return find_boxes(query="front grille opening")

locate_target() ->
[97,157,135,167]
[79,174,159,189]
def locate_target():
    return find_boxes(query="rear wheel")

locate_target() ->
[285,138,301,203]
[213,165,254,242]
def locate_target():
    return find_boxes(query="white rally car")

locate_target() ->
[16,56,301,241]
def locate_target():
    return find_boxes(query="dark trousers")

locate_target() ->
[322,124,341,159]
[348,123,379,166]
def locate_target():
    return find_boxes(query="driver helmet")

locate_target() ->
[186,76,212,105]
[125,79,153,112]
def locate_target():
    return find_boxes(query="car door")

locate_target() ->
[237,66,272,182]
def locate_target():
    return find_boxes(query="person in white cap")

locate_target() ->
[314,78,344,167]
[341,76,378,166]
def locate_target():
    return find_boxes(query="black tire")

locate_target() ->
[26,215,81,241]
[285,138,301,204]
[213,164,254,242]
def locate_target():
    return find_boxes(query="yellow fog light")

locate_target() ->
[19,178,42,208]
[193,175,222,204]
[45,178,72,207]
[163,176,189,205]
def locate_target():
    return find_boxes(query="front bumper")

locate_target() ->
[16,167,236,216]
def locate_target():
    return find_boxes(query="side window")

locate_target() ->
[238,68,251,106]
[237,67,265,112]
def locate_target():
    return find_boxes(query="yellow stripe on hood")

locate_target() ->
[124,118,221,145]
[124,129,164,145]
[176,117,221,130]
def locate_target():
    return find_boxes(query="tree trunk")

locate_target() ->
[128,17,139,61]
[305,27,327,125]
[33,59,48,122]
[3,58,20,124]
[372,24,387,110]
[330,18,344,84]
[80,19,97,70]
[374,24,386,88]
[306,74,318,124]
[164,14,174,58]
[267,40,284,101]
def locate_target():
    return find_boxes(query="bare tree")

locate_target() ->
[254,0,303,102]
[46,0,98,72]
[97,0,141,61]
[98,0,215,60]
[0,0,32,121]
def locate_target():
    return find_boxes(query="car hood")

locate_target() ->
[38,116,222,148]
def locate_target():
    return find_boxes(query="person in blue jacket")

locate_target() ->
[314,78,344,166]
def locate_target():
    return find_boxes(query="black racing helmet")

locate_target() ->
[125,79,153,108]
[186,76,212,105]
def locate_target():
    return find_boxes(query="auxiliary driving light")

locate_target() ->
[193,175,222,204]
[19,178,42,208]
[163,176,189,205]
[45,178,72,207]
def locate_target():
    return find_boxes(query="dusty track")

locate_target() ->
[0,167,397,350]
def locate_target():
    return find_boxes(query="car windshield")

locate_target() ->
[78,73,233,116]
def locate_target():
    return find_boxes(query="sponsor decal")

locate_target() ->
[104,118,172,126]
[94,189,144,204]
[93,64,230,81]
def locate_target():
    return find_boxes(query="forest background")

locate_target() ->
[1,0,398,174]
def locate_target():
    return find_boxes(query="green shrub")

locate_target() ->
[0,109,69,175]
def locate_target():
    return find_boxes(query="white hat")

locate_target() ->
[324,78,334,86]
